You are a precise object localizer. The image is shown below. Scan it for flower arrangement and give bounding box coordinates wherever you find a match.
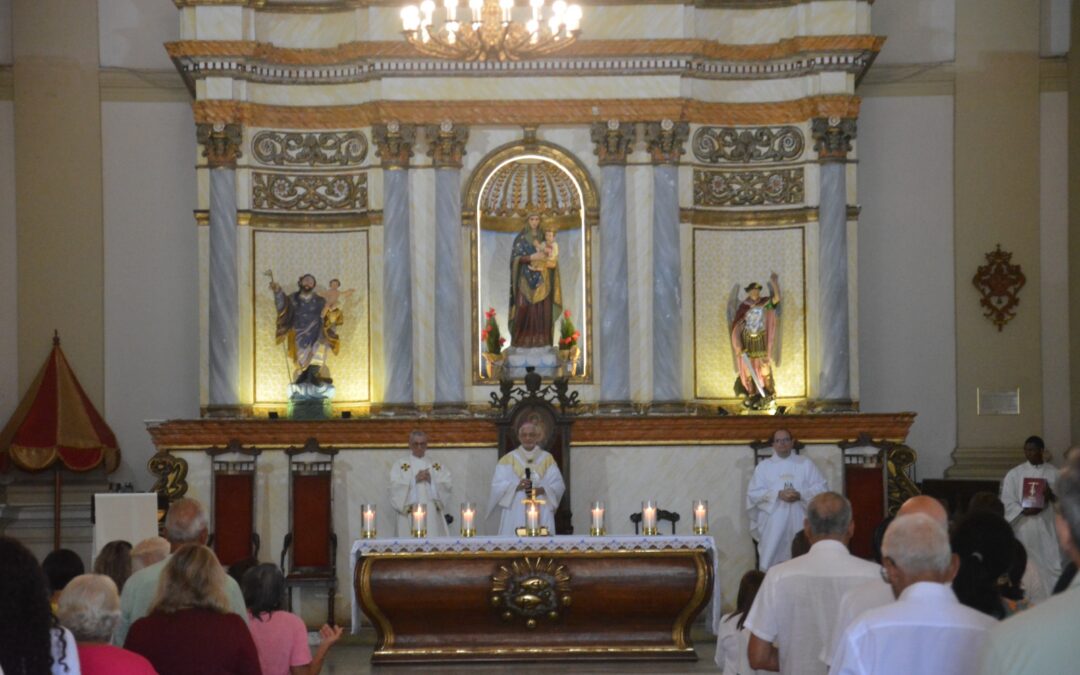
[481,307,506,354]
[558,309,580,349]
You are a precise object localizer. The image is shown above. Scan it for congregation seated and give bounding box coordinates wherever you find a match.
[951,510,1016,620]
[43,548,86,611]
[56,574,155,675]
[715,569,765,675]
[124,544,260,675]
[130,537,170,573]
[0,536,81,675]
[242,563,343,675]
[93,540,133,594]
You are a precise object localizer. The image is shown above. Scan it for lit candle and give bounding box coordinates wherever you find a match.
[693,499,708,535]
[590,500,605,536]
[361,503,377,539]
[461,502,476,537]
[526,502,540,535]
[642,500,658,535]
[410,503,427,538]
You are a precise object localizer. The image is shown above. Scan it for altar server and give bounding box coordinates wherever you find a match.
[747,428,828,569]
[389,430,453,537]
[1001,435,1062,597]
[487,422,565,536]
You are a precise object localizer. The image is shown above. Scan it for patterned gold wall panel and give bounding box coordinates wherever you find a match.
[253,229,370,403]
[693,227,806,400]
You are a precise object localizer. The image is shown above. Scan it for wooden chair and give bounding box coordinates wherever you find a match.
[280,440,338,626]
[205,443,260,567]
[630,509,680,535]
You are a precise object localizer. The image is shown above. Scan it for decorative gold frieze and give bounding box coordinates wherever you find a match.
[196,122,243,168]
[490,557,572,629]
[590,120,635,166]
[644,119,690,165]
[251,130,367,167]
[692,125,804,164]
[425,122,469,169]
[251,172,368,211]
[692,168,804,207]
[148,451,189,500]
[972,244,1026,331]
[372,122,417,169]
[811,117,857,162]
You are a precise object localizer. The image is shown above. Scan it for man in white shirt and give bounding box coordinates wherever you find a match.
[1000,435,1062,597]
[389,430,453,537]
[747,428,828,570]
[830,513,996,675]
[486,422,565,536]
[745,492,879,675]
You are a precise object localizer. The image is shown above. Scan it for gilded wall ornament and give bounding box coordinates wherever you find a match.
[148,450,188,500]
[425,122,469,169]
[372,121,417,168]
[196,122,243,168]
[972,244,1026,331]
[811,117,857,162]
[251,130,367,167]
[692,126,804,164]
[590,120,635,165]
[644,119,690,165]
[251,172,368,212]
[692,168,804,207]
[490,557,572,629]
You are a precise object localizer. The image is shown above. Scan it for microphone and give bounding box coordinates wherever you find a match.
[525,468,531,481]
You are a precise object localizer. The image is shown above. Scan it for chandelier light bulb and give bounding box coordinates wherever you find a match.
[565,4,581,30]
[401,5,421,31]
[526,17,539,33]
[499,0,514,23]
[469,0,483,22]
[552,0,567,18]
[443,0,458,21]
[548,14,561,37]
[421,0,436,19]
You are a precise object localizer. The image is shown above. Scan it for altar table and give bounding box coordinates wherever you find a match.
[351,535,719,663]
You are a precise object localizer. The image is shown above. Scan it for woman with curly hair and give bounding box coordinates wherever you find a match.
[124,544,259,675]
[951,510,1016,620]
[0,536,80,675]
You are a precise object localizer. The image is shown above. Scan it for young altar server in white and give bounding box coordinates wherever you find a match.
[486,422,565,536]
[1000,435,1062,597]
[389,430,452,537]
[746,428,828,570]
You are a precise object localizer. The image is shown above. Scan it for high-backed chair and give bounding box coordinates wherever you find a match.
[630,509,680,535]
[280,440,338,626]
[205,443,260,567]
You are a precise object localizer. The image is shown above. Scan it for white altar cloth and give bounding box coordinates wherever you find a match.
[350,535,722,635]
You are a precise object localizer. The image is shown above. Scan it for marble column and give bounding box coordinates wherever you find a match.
[197,123,243,410]
[374,122,417,405]
[812,117,856,403]
[591,121,635,404]
[645,120,690,403]
[427,122,469,405]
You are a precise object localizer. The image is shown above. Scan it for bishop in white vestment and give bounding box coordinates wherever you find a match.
[486,422,565,536]
[389,430,453,537]
[1001,436,1062,597]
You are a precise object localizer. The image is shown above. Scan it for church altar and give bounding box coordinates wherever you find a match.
[351,534,716,662]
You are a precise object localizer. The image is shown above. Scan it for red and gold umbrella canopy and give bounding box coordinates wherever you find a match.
[0,335,120,473]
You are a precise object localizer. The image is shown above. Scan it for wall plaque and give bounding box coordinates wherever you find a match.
[977,388,1020,416]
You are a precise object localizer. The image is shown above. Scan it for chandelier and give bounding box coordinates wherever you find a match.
[401,0,583,62]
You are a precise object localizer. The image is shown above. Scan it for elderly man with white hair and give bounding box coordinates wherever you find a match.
[486,421,565,536]
[57,574,156,674]
[389,429,453,537]
[130,536,169,572]
[828,513,996,675]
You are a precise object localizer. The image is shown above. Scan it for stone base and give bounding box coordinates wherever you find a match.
[289,399,333,420]
[945,446,1026,480]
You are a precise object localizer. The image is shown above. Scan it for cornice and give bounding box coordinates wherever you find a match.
[99,68,189,102]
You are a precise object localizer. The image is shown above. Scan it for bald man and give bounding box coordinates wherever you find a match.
[822,495,950,665]
[486,422,565,536]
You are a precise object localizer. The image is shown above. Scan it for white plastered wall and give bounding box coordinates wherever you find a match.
[98,0,178,69]
[872,0,955,64]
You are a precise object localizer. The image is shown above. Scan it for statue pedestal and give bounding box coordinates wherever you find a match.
[505,346,559,378]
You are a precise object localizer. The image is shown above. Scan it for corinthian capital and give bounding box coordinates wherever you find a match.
[811,117,857,163]
[590,120,635,166]
[373,121,417,169]
[644,119,690,165]
[425,121,469,169]
[196,123,243,169]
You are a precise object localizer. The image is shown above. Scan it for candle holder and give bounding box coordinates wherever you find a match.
[692,499,708,535]
[525,501,542,537]
[361,503,377,539]
[408,503,427,538]
[460,501,477,538]
[641,500,658,536]
[589,500,605,536]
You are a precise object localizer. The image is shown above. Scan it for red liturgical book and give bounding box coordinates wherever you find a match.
[1021,477,1048,510]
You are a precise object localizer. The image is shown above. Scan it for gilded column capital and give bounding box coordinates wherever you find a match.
[425,121,469,169]
[590,120,635,166]
[196,122,243,169]
[373,121,417,169]
[644,119,690,165]
[811,117,857,163]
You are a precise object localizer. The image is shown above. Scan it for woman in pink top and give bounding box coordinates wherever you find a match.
[57,574,156,675]
[241,564,342,675]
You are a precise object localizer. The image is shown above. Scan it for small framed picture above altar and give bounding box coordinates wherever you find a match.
[469,148,595,383]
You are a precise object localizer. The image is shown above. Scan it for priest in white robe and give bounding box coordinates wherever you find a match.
[389,430,453,537]
[1001,435,1062,597]
[747,428,827,570]
[486,422,565,536]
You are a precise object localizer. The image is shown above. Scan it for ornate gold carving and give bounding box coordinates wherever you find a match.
[490,557,571,629]
[692,125,804,163]
[251,130,367,167]
[372,122,416,168]
[644,119,690,165]
[425,122,469,169]
[251,172,368,211]
[972,244,1026,331]
[811,116,857,162]
[681,204,859,227]
[196,122,243,168]
[886,444,920,516]
[590,120,635,166]
[693,168,804,207]
[148,450,189,500]
[478,158,582,231]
